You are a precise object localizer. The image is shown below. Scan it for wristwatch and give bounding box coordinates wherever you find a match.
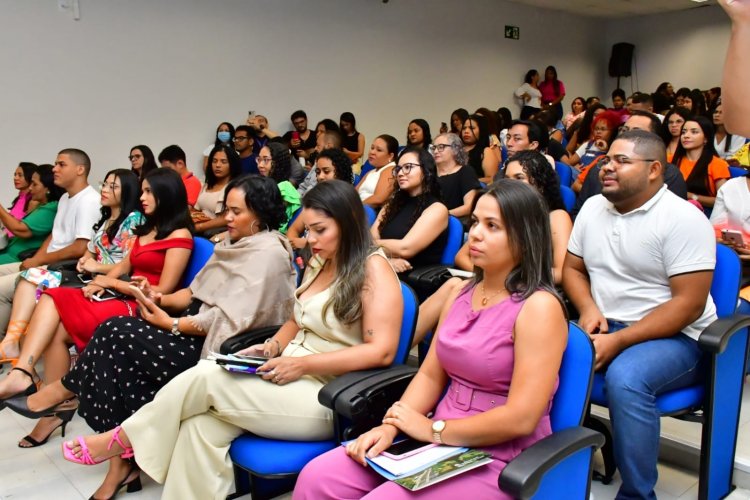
[171,318,181,336]
[432,420,446,444]
[690,193,699,201]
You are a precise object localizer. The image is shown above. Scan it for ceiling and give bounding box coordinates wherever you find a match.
[503,0,718,18]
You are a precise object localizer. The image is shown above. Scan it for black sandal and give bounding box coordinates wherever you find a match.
[0,367,39,408]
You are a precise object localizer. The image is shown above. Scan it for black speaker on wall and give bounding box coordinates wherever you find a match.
[609,43,635,77]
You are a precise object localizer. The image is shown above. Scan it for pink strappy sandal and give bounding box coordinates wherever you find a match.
[62,426,133,465]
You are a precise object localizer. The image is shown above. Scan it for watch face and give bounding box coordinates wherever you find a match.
[432,420,446,432]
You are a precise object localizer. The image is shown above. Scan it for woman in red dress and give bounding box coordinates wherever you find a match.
[0,168,193,412]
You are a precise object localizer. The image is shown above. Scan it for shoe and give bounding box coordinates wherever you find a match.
[18,409,76,448]
[0,367,40,407]
[63,426,134,466]
[89,462,142,500]
[4,394,78,419]
[0,319,29,365]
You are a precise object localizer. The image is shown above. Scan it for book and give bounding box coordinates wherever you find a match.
[366,445,492,491]
[208,351,269,375]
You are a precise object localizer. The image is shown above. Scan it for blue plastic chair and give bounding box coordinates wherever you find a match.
[729,166,748,179]
[560,185,576,214]
[287,207,303,228]
[181,237,214,287]
[498,322,603,498]
[555,161,574,187]
[359,160,374,179]
[227,281,420,499]
[588,244,750,500]
[440,216,464,267]
[364,205,377,227]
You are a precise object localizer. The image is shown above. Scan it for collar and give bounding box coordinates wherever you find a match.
[604,184,667,216]
[182,172,194,180]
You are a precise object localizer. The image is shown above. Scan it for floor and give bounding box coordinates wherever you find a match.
[2,384,750,500]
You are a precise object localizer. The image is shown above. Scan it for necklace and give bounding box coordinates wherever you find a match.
[480,281,506,306]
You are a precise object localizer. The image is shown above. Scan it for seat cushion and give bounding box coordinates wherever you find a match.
[229,434,338,476]
[589,373,704,414]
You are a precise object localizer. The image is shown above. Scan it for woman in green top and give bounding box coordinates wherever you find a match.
[0,165,65,265]
[257,142,301,234]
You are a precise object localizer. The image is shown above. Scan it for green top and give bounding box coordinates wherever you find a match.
[277,180,301,235]
[0,201,59,264]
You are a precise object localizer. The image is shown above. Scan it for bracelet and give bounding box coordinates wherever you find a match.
[264,338,281,357]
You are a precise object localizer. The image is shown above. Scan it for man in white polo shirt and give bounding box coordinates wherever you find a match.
[563,130,716,500]
[0,148,100,344]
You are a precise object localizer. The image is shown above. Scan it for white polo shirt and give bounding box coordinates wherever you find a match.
[568,185,717,340]
[48,185,101,252]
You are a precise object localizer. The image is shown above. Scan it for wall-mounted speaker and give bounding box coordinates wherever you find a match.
[609,43,635,78]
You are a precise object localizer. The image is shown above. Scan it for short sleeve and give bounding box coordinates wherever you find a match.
[709,158,731,185]
[23,203,57,237]
[663,203,716,276]
[75,191,102,241]
[115,211,145,256]
[559,80,566,95]
[567,202,594,258]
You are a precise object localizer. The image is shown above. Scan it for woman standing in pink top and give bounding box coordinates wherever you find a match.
[294,179,567,499]
[539,65,566,122]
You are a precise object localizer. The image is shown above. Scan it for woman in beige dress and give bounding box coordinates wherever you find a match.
[62,180,404,500]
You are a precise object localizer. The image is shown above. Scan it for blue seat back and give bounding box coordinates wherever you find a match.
[287,207,303,228]
[555,161,573,187]
[440,216,464,266]
[551,322,595,432]
[729,166,748,179]
[181,237,214,287]
[359,161,374,179]
[711,243,741,318]
[364,205,377,227]
[559,185,576,214]
[395,282,419,364]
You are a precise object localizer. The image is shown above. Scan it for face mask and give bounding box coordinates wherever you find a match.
[217,131,231,143]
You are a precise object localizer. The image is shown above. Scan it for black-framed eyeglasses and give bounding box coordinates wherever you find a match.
[233,136,249,142]
[600,155,655,167]
[428,144,451,154]
[393,163,421,176]
[128,154,142,161]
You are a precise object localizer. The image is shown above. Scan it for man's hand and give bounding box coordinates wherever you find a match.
[578,306,608,335]
[20,257,41,271]
[591,332,625,371]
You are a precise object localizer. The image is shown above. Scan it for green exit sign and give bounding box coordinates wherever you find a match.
[505,25,519,40]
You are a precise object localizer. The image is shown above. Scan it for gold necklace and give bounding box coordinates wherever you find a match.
[480,281,506,306]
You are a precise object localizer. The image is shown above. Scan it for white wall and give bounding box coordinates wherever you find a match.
[602,4,730,104]
[0,0,602,203]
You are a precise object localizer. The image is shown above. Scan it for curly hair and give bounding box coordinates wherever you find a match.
[505,150,565,212]
[317,148,354,183]
[224,175,286,231]
[266,142,291,184]
[379,146,443,230]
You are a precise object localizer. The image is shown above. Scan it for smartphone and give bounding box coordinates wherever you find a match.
[722,229,745,247]
[78,273,92,284]
[248,110,255,118]
[380,439,436,460]
[91,288,120,302]
[292,131,300,141]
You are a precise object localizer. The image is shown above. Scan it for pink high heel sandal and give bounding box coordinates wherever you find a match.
[62,426,133,465]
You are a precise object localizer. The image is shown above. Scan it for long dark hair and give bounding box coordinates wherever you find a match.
[379,146,443,228]
[471,179,557,300]
[317,148,354,183]
[130,145,158,181]
[407,119,432,149]
[450,108,470,134]
[576,103,606,144]
[524,69,539,85]
[662,106,692,143]
[213,122,235,147]
[505,150,565,211]
[224,175,286,231]
[266,142,291,184]
[134,168,193,239]
[94,169,142,243]
[464,114,491,173]
[672,116,720,195]
[544,65,561,96]
[302,180,374,325]
[34,164,65,203]
[11,162,37,211]
[205,145,242,189]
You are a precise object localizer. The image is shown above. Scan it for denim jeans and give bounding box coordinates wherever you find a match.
[602,323,705,500]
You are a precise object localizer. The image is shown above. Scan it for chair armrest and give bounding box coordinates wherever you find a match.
[47,259,79,272]
[697,314,750,354]
[498,427,605,499]
[319,365,417,441]
[218,325,283,354]
[17,248,39,261]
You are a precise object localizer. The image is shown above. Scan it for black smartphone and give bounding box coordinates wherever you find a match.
[381,438,435,460]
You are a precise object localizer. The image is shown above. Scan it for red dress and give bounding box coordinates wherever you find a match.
[45,237,194,351]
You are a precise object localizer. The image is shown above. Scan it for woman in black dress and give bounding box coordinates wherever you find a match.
[4,175,297,500]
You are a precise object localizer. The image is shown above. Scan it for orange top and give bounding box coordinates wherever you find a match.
[182,172,202,206]
[677,156,730,196]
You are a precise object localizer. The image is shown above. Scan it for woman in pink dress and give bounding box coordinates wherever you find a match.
[293,179,568,499]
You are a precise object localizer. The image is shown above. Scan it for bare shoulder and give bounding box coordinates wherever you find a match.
[518,290,566,324]
[165,228,193,240]
[365,251,396,278]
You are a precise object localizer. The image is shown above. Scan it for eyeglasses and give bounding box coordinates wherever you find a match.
[233,136,249,142]
[593,126,611,133]
[599,155,655,167]
[128,154,142,161]
[99,182,121,191]
[428,144,451,154]
[257,156,273,164]
[393,163,421,176]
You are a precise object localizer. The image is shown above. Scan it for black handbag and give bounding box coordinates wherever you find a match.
[404,265,453,302]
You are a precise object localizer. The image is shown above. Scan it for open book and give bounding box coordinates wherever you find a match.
[366,444,492,491]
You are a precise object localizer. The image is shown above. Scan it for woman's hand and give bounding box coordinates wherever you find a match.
[289,237,308,250]
[345,424,399,465]
[235,344,267,357]
[389,258,412,273]
[594,139,608,150]
[78,256,99,274]
[257,356,306,385]
[92,274,116,289]
[381,401,434,443]
[136,295,171,330]
[130,276,157,298]
[82,283,105,299]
